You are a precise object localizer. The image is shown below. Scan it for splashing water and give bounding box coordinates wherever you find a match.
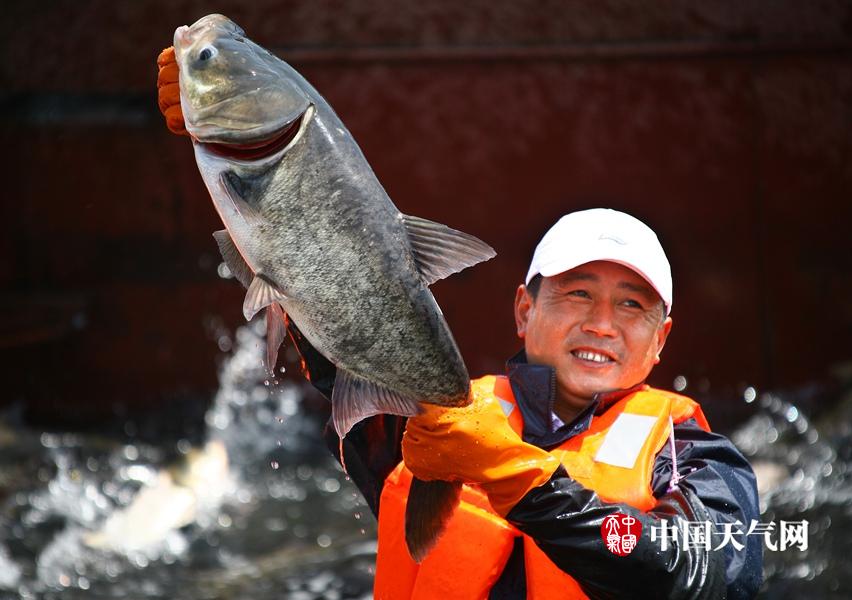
[0,318,376,600]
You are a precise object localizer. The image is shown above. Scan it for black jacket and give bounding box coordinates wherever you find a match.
[290,324,762,599]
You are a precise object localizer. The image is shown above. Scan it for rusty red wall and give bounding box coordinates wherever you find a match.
[2,1,851,427]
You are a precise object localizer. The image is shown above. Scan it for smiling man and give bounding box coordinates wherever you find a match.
[399,209,763,599]
[515,211,674,427]
[158,51,761,598]
[517,262,672,426]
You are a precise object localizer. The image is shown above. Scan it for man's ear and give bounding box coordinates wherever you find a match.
[514,284,532,339]
[654,316,673,364]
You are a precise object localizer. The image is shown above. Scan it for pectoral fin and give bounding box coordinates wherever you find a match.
[265,303,287,375]
[212,230,253,289]
[331,369,422,439]
[243,274,288,321]
[219,172,264,227]
[402,214,496,286]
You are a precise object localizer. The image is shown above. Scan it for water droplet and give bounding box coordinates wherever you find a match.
[217,262,232,279]
[354,512,361,520]
[270,461,280,470]
[317,534,332,548]
[673,375,687,392]
[743,386,756,403]
[123,445,139,461]
[277,416,284,423]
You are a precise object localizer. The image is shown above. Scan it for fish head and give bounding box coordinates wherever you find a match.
[173,14,312,153]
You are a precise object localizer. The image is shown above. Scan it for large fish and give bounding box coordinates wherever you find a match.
[172,14,495,561]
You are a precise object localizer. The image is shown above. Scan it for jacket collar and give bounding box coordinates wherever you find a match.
[505,350,644,449]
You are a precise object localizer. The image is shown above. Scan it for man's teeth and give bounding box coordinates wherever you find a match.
[574,350,612,363]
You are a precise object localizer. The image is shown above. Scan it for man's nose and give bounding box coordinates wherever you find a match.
[581,301,618,337]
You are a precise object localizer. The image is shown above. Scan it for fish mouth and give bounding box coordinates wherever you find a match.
[199,106,312,161]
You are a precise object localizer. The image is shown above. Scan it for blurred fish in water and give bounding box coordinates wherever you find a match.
[84,440,231,553]
[172,14,495,560]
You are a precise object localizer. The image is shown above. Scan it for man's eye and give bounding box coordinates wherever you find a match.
[568,290,591,298]
[623,299,643,309]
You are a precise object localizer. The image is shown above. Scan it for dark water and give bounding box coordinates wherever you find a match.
[0,320,848,598]
[0,322,376,600]
[731,382,851,598]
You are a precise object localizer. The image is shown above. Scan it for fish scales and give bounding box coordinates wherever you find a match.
[222,117,466,400]
[174,13,495,561]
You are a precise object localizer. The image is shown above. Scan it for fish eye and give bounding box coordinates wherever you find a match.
[198,45,218,62]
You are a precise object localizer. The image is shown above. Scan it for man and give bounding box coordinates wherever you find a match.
[158,49,763,598]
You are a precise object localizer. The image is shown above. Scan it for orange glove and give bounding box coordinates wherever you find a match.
[402,390,560,516]
[156,47,188,136]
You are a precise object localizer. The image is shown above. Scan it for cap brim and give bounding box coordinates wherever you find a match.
[534,250,671,314]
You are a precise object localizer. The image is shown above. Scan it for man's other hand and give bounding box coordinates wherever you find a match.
[156,47,188,136]
[402,391,560,516]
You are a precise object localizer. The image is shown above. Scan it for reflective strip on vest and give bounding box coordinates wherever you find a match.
[373,376,710,599]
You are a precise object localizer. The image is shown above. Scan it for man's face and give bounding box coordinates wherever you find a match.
[514,261,672,416]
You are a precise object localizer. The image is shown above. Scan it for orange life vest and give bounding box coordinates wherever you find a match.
[373,375,710,600]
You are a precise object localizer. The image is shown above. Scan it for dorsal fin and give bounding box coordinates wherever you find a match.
[212,230,253,289]
[243,274,288,321]
[402,214,496,286]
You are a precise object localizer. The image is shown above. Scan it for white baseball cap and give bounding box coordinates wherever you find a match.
[525,208,673,315]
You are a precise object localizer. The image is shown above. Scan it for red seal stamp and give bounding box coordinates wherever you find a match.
[601,513,641,556]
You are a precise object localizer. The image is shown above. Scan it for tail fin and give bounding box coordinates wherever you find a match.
[404,477,462,563]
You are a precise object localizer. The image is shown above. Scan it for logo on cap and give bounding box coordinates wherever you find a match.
[598,233,626,245]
